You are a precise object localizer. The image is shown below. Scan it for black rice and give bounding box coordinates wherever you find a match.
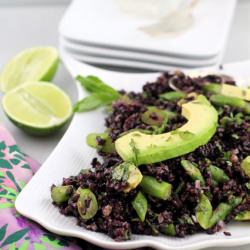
[53,71,250,241]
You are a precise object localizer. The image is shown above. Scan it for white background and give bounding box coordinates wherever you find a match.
[0,1,249,249]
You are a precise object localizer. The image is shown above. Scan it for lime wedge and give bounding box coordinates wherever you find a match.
[2,82,72,136]
[0,47,59,92]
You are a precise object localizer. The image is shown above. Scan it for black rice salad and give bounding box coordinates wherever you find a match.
[51,71,250,241]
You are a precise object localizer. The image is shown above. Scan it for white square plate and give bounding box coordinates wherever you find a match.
[60,45,191,72]
[15,55,250,250]
[60,36,223,68]
[59,0,236,58]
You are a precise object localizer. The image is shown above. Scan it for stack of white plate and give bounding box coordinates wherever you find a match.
[59,0,237,71]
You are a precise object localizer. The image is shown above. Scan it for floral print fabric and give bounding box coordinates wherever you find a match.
[0,125,82,250]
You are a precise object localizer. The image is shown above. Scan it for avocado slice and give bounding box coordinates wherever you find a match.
[115,95,218,165]
[235,211,250,221]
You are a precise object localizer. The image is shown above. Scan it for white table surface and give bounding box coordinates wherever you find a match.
[0,1,250,249]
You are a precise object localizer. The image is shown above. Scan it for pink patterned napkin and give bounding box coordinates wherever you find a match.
[0,125,102,250]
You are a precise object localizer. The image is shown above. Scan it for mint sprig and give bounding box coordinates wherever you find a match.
[74,75,120,112]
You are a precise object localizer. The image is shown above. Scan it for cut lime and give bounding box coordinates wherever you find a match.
[2,82,72,136]
[0,47,59,92]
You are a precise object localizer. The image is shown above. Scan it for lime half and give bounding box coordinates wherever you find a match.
[2,82,72,136]
[0,47,59,92]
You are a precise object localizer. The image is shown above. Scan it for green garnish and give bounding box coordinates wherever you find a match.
[74,75,120,112]
[129,138,139,166]
[112,162,143,192]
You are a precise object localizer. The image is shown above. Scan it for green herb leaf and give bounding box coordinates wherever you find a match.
[129,139,139,166]
[73,93,114,112]
[76,75,120,98]
[74,76,121,113]
[112,163,130,182]
[74,95,103,112]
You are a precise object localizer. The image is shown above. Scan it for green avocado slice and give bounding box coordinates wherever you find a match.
[115,95,218,165]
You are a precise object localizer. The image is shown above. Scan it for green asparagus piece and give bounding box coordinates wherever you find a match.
[204,83,250,101]
[233,196,248,221]
[208,203,231,228]
[51,185,73,204]
[181,160,205,186]
[159,223,176,236]
[235,211,250,221]
[203,83,221,94]
[210,94,245,108]
[241,156,250,177]
[228,196,242,208]
[86,132,115,153]
[196,194,242,229]
[208,196,242,228]
[210,94,250,114]
[208,165,229,185]
[160,91,185,102]
[195,193,213,229]
[140,176,172,200]
[77,188,98,221]
[132,191,148,222]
